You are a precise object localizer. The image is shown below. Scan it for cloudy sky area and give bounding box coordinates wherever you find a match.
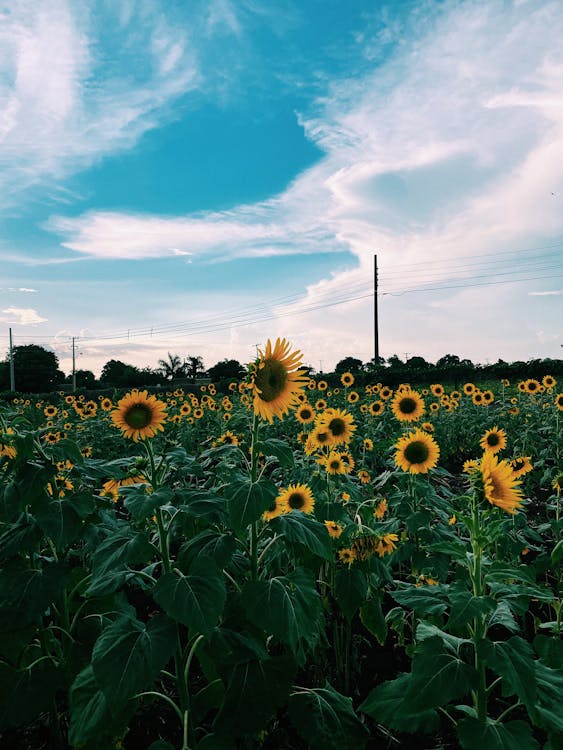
[1,0,562,377]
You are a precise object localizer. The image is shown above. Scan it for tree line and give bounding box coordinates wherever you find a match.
[0,344,561,395]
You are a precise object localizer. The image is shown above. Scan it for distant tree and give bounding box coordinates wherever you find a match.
[99,359,154,388]
[334,357,364,373]
[406,356,430,369]
[436,354,461,369]
[185,355,205,382]
[207,359,245,382]
[74,369,97,388]
[386,355,404,369]
[0,361,9,391]
[5,344,63,392]
[157,352,185,380]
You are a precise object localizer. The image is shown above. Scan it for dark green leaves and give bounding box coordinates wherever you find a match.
[457,718,539,750]
[153,560,226,634]
[289,683,368,750]
[92,614,176,704]
[226,479,277,532]
[270,511,333,560]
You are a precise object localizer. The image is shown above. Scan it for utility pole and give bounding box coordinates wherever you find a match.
[72,337,76,392]
[9,328,15,392]
[374,254,379,364]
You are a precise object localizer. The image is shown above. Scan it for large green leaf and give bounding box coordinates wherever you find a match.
[289,683,368,750]
[226,479,277,532]
[179,530,236,571]
[0,515,41,561]
[153,559,226,634]
[0,560,69,628]
[447,586,495,631]
[123,486,174,521]
[92,614,176,704]
[457,718,539,750]
[68,665,111,746]
[240,568,323,660]
[213,655,296,736]
[35,497,83,550]
[403,636,478,712]
[335,567,368,620]
[0,661,61,730]
[478,637,536,707]
[359,673,440,734]
[532,661,563,733]
[207,627,268,666]
[259,438,294,468]
[270,512,333,560]
[360,594,387,644]
[91,530,155,579]
[390,584,449,617]
[416,621,469,653]
[178,490,228,523]
[488,600,520,633]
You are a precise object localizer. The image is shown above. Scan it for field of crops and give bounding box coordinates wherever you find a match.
[0,338,562,750]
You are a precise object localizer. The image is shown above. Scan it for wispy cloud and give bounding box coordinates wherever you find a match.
[0,287,37,293]
[0,307,48,325]
[529,289,563,296]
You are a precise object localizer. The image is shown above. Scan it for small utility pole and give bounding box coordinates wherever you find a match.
[9,328,15,391]
[374,254,379,363]
[72,337,76,392]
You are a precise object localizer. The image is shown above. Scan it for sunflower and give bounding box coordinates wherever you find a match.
[555,393,563,411]
[316,408,356,446]
[479,426,507,454]
[44,405,58,418]
[317,380,328,391]
[421,422,434,432]
[325,520,344,539]
[277,483,315,514]
[472,392,484,406]
[482,390,494,404]
[101,474,150,502]
[524,378,540,394]
[394,429,440,474]
[341,492,351,502]
[430,384,444,397]
[338,547,357,564]
[111,390,167,441]
[309,426,334,451]
[43,431,59,444]
[295,403,315,424]
[193,408,204,419]
[81,446,93,458]
[369,400,384,416]
[180,402,192,416]
[339,451,355,472]
[249,338,308,424]
[463,459,480,474]
[480,451,524,515]
[375,533,399,557]
[463,383,476,395]
[215,430,239,446]
[315,398,327,411]
[374,498,388,519]
[100,397,113,412]
[357,469,371,484]
[262,495,287,522]
[510,456,533,478]
[340,372,354,387]
[363,438,374,451]
[390,388,425,422]
[347,390,360,404]
[542,375,556,389]
[379,387,393,401]
[325,451,347,475]
[429,402,440,413]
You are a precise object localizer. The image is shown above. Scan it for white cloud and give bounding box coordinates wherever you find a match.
[529,289,563,296]
[0,307,48,325]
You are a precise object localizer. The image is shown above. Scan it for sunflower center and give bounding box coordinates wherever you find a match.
[125,404,153,429]
[301,409,312,419]
[399,397,417,414]
[328,417,346,436]
[486,433,500,446]
[288,492,305,510]
[255,359,288,402]
[329,460,340,470]
[404,440,429,464]
[316,431,329,444]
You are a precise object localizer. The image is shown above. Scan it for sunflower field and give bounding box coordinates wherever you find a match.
[0,338,562,750]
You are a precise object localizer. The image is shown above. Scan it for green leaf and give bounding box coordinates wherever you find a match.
[551,538,563,565]
[457,718,539,750]
[0,515,41,561]
[447,586,495,631]
[288,683,369,750]
[360,673,440,735]
[92,614,176,704]
[335,567,368,620]
[360,594,387,644]
[488,600,520,633]
[178,490,228,523]
[123,486,174,521]
[533,635,563,669]
[68,666,112,747]
[213,655,296,736]
[179,530,236,570]
[240,568,323,661]
[196,733,236,750]
[260,438,294,467]
[416,621,469,653]
[270,511,333,560]
[403,637,479,712]
[207,628,268,666]
[91,530,155,580]
[532,660,563,732]
[153,559,226,634]
[391,584,449,617]
[35,497,83,550]
[226,479,277,532]
[0,560,69,628]
[478,637,536,707]
[0,661,61,730]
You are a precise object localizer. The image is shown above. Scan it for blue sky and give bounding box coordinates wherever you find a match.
[1,0,563,377]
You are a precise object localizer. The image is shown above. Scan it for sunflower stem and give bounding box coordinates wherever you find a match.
[249,409,260,581]
[469,491,488,723]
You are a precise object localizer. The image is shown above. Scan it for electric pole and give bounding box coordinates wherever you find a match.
[374,254,379,364]
[72,337,76,392]
[9,328,15,392]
